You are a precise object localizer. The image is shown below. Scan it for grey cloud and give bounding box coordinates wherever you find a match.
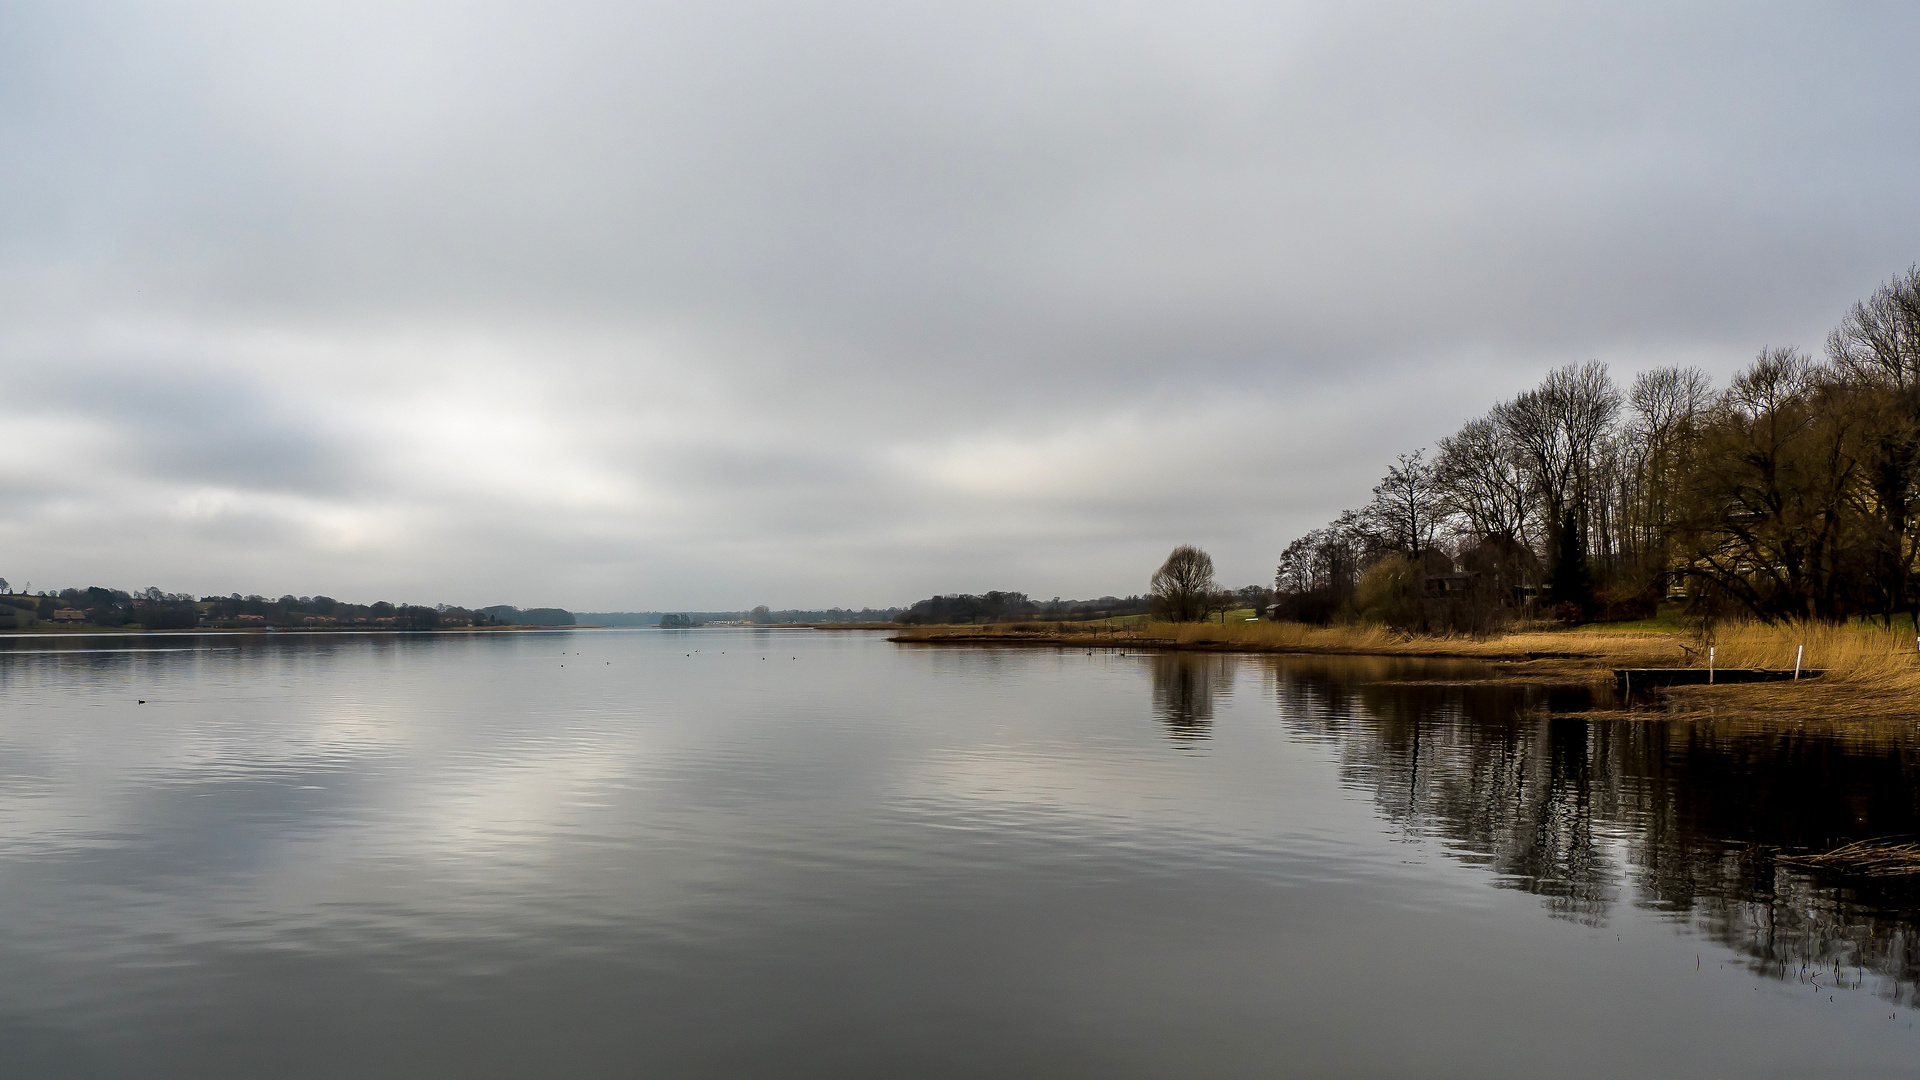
[2,1,1918,605]
[21,364,371,497]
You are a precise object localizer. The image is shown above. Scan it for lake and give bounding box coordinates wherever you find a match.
[1,628,1916,1077]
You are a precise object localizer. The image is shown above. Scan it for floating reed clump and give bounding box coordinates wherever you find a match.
[1778,839,1920,877]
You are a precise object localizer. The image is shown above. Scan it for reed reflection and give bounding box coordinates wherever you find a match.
[1149,653,1234,746]
[1267,656,1920,1003]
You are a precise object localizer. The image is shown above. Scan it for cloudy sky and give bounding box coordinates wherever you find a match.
[3,1,1917,610]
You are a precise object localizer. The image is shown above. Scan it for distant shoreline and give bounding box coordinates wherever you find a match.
[0,624,584,636]
[0,622,903,636]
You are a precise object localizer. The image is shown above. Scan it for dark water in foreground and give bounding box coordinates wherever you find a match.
[1,629,1918,1077]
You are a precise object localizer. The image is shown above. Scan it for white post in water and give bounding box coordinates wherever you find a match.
[1794,644,1803,680]
[1709,647,1714,685]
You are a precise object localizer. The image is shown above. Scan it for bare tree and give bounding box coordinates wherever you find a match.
[1678,349,1864,622]
[1493,361,1621,585]
[1829,265,1920,391]
[1434,416,1533,547]
[1616,366,1712,582]
[1631,366,1715,440]
[1827,267,1920,624]
[1151,545,1219,623]
[1273,504,1387,622]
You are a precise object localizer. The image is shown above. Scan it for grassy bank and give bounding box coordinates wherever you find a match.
[891,618,1920,721]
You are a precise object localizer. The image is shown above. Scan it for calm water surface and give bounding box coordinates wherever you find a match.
[1,628,1917,1077]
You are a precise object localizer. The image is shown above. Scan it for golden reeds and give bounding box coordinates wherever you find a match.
[891,616,1920,721]
[1655,621,1920,722]
[1697,620,1920,685]
[891,618,1681,663]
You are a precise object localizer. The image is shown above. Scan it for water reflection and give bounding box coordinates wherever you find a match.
[1149,653,1233,745]
[1267,655,1920,1002]
[3,633,1920,1075]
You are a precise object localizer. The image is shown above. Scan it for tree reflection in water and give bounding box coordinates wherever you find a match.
[1264,655,1920,1004]
[1149,653,1234,746]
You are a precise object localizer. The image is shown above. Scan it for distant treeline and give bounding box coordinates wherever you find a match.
[1276,267,1920,630]
[0,586,575,631]
[579,607,904,627]
[893,592,1156,625]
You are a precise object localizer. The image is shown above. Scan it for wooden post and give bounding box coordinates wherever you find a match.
[1709,647,1714,685]
[1794,645,1803,680]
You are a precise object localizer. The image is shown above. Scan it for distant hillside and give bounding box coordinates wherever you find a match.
[573,612,664,626]
[479,605,575,626]
[576,607,902,627]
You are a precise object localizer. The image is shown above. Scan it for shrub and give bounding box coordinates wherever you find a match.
[1353,554,1422,629]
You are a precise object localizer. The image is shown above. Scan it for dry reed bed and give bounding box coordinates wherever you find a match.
[893,619,1920,719]
[1697,620,1917,682]
[1658,622,1920,721]
[891,619,1679,664]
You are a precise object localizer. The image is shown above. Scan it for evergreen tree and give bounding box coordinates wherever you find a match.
[1546,509,1592,615]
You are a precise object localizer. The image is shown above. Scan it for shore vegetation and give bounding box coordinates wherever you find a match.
[0,588,572,632]
[1276,267,1920,634]
[892,615,1920,721]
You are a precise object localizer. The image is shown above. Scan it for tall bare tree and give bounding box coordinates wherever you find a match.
[1151,545,1219,623]
[1615,365,1713,580]
[1435,415,1534,547]
[1827,266,1920,624]
[1493,361,1621,573]
[1678,349,1865,622]
[1366,450,1444,560]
